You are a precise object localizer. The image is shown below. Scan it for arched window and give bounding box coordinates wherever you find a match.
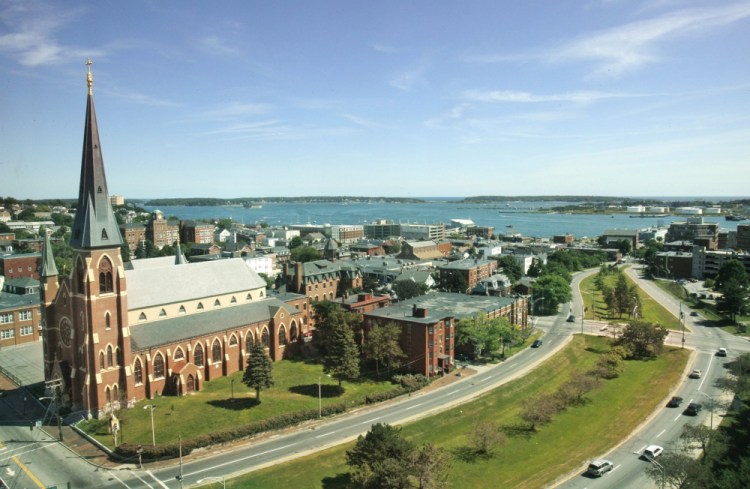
[261,327,269,347]
[186,374,195,393]
[107,345,113,368]
[113,384,119,403]
[154,353,165,379]
[214,299,221,308]
[76,260,85,294]
[246,293,252,301]
[134,359,143,385]
[278,326,287,345]
[101,228,108,240]
[98,257,113,293]
[179,305,186,315]
[290,322,298,342]
[105,386,111,405]
[197,302,204,311]
[174,347,184,360]
[260,290,264,298]
[230,296,237,304]
[245,332,254,351]
[159,308,167,318]
[212,340,222,363]
[99,351,105,370]
[194,343,204,366]
[229,334,238,346]
[139,312,147,322]
[105,312,111,329]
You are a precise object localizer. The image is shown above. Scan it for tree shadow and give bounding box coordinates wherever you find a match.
[206,398,259,410]
[451,446,493,463]
[501,423,534,439]
[289,384,344,398]
[321,472,351,488]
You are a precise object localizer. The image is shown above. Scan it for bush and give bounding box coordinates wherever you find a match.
[392,373,428,391]
[366,387,408,404]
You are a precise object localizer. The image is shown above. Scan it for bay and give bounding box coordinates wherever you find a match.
[143,201,741,240]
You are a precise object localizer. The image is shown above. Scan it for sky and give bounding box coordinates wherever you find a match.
[1,0,750,200]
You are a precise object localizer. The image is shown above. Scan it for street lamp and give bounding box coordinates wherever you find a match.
[144,404,156,446]
[698,391,718,430]
[197,476,226,488]
[679,302,686,349]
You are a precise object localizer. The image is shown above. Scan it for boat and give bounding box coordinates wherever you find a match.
[725,215,745,221]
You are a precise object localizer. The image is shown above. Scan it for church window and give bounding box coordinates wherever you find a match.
[230,296,237,304]
[229,334,238,346]
[214,299,221,308]
[278,326,287,346]
[245,332,254,351]
[105,386,111,405]
[159,309,167,318]
[197,302,204,311]
[134,359,143,385]
[154,353,165,379]
[101,228,108,240]
[261,328,269,347]
[179,305,186,315]
[212,340,222,363]
[107,345,113,368]
[105,313,111,329]
[98,257,113,293]
[290,322,298,342]
[174,348,184,360]
[97,186,103,194]
[260,290,264,298]
[76,260,85,294]
[194,343,204,367]
[99,351,105,370]
[139,312,147,322]
[246,293,252,301]
[113,384,119,403]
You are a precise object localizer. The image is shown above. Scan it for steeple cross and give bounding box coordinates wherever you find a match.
[86,58,93,95]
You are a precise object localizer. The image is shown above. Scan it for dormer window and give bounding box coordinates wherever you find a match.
[179,305,186,315]
[97,186,103,193]
[214,299,221,308]
[101,228,108,240]
[139,312,147,322]
[197,302,204,311]
[159,309,167,318]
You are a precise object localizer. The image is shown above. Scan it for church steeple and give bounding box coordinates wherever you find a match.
[40,231,59,277]
[70,59,123,250]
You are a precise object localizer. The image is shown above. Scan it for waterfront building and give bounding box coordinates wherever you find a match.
[0,277,42,348]
[666,217,719,250]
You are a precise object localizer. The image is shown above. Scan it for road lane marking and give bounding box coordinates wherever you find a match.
[112,470,147,488]
[404,403,423,410]
[146,470,170,488]
[634,444,646,454]
[11,454,45,489]
[359,416,383,425]
[314,431,336,439]
[187,443,297,477]
[674,412,682,422]
[656,429,666,438]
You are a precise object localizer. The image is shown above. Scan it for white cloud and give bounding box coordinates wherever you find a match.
[461,89,637,104]
[197,36,240,56]
[388,60,429,91]
[203,102,271,120]
[341,113,391,130]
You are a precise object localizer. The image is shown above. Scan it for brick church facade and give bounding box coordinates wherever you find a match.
[39,62,310,418]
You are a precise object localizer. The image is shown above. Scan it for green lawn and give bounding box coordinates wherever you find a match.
[234,336,690,489]
[85,360,396,448]
[581,272,682,331]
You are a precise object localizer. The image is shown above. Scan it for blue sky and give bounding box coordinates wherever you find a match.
[2,0,750,200]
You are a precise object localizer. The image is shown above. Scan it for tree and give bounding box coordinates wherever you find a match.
[385,241,401,255]
[556,373,601,405]
[288,236,303,249]
[346,423,414,489]
[409,443,451,489]
[716,279,748,323]
[496,255,523,283]
[442,270,468,293]
[290,245,321,263]
[532,275,572,315]
[527,258,543,277]
[321,311,360,388]
[455,313,509,359]
[519,393,560,431]
[363,322,406,378]
[680,423,715,454]
[469,421,505,456]
[242,342,274,402]
[393,280,428,301]
[715,259,749,291]
[258,272,275,290]
[644,451,697,489]
[617,320,669,359]
[542,261,572,284]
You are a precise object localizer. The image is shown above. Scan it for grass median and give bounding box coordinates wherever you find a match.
[233,335,690,489]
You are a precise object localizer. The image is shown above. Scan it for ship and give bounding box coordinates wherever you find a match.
[725,215,746,221]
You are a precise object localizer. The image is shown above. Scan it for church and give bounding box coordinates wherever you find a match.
[39,61,311,418]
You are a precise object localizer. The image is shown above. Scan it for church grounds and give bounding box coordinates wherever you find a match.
[80,359,397,450]
[235,335,690,489]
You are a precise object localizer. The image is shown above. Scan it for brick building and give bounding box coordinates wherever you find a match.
[0,277,42,348]
[0,252,41,280]
[284,259,363,302]
[438,258,497,292]
[180,220,215,245]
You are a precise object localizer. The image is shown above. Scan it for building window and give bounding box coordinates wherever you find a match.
[1,329,14,339]
[154,354,165,379]
[290,322,298,342]
[105,313,111,329]
[134,359,143,385]
[278,326,287,345]
[214,299,221,308]
[19,310,32,321]
[159,309,167,318]
[107,345,113,368]
[99,351,105,370]
[0,313,13,324]
[245,332,254,351]
[98,257,113,293]
[229,335,238,346]
[105,387,111,405]
[230,296,237,304]
[179,305,186,315]
[113,384,119,403]
[174,348,184,360]
[139,312,147,322]
[212,340,222,363]
[20,325,33,336]
[76,261,85,294]
[197,302,204,311]
[194,343,204,366]
[261,328,269,347]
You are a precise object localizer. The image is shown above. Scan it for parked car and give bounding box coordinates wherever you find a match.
[586,459,614,477]
[531,339,543,348]
[717,348,728,357]
[690,311,699,317]
[666,396,683,408]
[684,403,702,416]
[689,369,702,379]
[567,315,576,322]
[641,445,664,460]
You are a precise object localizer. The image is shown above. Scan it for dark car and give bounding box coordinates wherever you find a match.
[690,311,699,317]
[567,315,576,322]
[531,339,543,348]
[666,396,683,408]
[684,403,702,416]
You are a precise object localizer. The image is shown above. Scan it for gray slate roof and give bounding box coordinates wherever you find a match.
[126,258,266,310]
[129,297,298,350]
[365,292,520,324]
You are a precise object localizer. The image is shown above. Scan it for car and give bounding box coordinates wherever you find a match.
[666,396,683,408]
[531,339,543,348]
[641,445,664,460]
[689,369,702,379]
[567,315,576,322]
[684,402,702,416]
[717,348,728,357]
[690,311,699,317]
[586,459,614,477]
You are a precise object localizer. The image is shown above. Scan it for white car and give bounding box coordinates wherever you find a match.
[641,445,664,460]
[587,459,614,477]
[689,369,702,379]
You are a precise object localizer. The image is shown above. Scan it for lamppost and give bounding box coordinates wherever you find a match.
[144,404,156,446]
[318,375,322,419]
[698,391,718,430]
[679,302,686,349]
[197,476,226,488]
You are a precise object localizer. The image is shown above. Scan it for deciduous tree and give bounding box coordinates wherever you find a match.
[363,322,406,378]
[393,280,428,301]
[616,320,669,359]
